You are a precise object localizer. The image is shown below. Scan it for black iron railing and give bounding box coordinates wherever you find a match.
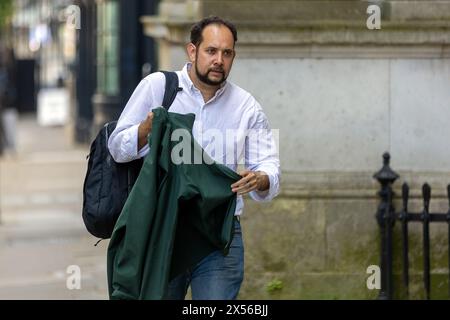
[374,152,450,299]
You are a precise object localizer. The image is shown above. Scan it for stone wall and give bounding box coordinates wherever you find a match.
[240,171,450,299]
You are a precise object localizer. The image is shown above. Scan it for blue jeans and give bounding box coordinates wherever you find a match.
[164,219,244,300]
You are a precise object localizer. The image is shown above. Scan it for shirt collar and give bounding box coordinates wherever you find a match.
[181,63,228,99]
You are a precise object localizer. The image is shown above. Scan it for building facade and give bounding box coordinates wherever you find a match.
[9,0,160,143]
[74,0,159,143]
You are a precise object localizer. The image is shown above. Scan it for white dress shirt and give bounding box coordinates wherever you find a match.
[108,63,280,215]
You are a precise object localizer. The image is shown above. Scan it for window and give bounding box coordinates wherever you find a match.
[96,0,119,95]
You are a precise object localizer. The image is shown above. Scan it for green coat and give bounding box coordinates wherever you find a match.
[107,108,241,300]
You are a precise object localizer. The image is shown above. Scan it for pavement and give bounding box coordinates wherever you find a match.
[0,114,109,299]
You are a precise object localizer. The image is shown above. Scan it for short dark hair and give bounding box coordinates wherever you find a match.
[190,16,238,47]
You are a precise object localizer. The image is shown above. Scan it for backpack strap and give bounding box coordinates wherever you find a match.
[160,71,182,110]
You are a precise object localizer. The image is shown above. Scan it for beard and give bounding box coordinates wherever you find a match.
[195,62,227,86]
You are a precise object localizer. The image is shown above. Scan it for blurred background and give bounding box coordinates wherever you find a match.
[0,0,450,300]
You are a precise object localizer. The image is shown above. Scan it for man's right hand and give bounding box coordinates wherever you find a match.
[138,111,154,151]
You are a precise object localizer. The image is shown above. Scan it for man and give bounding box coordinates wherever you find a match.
[108,16,280,299]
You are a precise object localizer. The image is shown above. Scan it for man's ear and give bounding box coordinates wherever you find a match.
[186,43,196,63]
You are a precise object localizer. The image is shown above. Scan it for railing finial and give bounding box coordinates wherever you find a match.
[373,152,399,185]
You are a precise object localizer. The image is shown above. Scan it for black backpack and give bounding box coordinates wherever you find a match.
[82,71,181,240]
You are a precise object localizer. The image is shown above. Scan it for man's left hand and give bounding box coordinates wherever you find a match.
[231,170,270,195]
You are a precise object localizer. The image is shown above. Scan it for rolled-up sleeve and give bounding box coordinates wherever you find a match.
[108,76,157,163]
[245,103,281,202]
